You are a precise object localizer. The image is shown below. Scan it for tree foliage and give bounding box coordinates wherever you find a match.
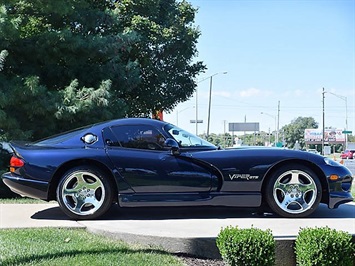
[0,0,205,140]
[115,0,206,115]
[281,117,318,149]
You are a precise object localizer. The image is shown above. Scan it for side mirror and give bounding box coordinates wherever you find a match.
[171,130,179,135]
[165,138,180,155]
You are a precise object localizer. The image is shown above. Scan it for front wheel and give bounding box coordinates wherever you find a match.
[56,166,113,220]
[265,164,322,218]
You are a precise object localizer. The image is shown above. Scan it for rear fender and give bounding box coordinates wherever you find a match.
[48,159,120,202]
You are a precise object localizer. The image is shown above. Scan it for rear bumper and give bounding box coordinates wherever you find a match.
[1,172,49,200]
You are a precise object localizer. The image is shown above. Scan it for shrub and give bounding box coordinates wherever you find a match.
[216,226,275,266]
[295,227,355,266]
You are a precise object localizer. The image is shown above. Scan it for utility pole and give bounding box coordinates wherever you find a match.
[322,88,325,155]
[206,76,213,137]
[195,88,198,135]
[277,100,280,144]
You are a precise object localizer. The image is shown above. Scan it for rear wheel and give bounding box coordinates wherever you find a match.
[56,166,113,220]
[265,164,321,218]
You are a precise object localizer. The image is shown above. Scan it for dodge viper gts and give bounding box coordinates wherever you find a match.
[1,118,353,219]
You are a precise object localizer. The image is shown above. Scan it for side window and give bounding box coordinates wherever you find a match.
[110,125,166,150]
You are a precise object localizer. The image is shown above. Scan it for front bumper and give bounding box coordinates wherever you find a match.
[326,165,353,208]
[1,172,49,200]
[328,191,353,208]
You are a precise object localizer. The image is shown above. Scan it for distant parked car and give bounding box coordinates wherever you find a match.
[0,142,12,153]
[340,150,355,159]
[306,149,320,155]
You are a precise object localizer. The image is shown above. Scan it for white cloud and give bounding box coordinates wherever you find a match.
[239,87,261,97]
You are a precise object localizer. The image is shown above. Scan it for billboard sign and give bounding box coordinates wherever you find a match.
[229,122,260,132]
[304,129,345,144]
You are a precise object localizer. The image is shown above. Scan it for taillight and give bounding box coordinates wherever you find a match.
[10,156,24,172]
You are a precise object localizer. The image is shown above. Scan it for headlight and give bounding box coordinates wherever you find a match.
[324,157,342,167]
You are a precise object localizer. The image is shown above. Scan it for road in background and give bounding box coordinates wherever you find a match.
[343,160,355,175]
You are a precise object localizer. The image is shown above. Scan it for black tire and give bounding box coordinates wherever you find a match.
[56,166,113,220]
[264,164,322,218]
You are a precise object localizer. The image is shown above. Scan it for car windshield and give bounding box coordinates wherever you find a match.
[164,124,216,148]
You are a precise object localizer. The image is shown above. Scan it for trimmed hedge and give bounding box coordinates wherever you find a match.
[216,226,275,266]
[295,227,355,266]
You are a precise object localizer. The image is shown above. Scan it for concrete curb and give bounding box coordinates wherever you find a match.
[86,228,355,266]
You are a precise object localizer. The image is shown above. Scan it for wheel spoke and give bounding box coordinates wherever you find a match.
[63,187,77,197]
[274,181,288,194]
[279,194,292,209]
[75,172,89,187]
[70,192,102,213]
[279,196,308,211]
[85,197,102,208]
[296,197,310,210]
[73,198,87,213]
[289,171,300,184]
[298,182,316,193]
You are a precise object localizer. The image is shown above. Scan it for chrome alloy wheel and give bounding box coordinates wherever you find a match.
[273,169,317,214]
[61,170,105,216]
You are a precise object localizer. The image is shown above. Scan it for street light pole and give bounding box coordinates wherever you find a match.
[261,112,277,146]
[277,100,280,144]
[322,88,325,155]
[207,76,213,137]
[195,89,198,135]
[323,90,348,148]
[206,72,227,138]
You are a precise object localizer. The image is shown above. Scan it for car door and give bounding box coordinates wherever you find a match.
[103,125,213,193]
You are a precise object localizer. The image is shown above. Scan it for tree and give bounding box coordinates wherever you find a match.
[348,134,355,142]
[281,117,318,149]
[0,0,138,140]
[114,0,206,115]
[0,0,205,140]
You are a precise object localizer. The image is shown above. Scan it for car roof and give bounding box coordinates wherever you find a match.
[97,118,168,128]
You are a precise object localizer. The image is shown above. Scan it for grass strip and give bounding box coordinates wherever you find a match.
[0,228,183,266]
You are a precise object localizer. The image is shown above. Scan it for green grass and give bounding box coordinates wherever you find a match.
[0,228,183,266]
[0,197,48,204]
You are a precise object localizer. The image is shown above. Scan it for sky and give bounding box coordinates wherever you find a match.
[164,0,355,136]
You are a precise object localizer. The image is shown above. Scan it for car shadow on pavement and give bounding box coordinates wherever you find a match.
[31,206,74,220]
[31,202,355,221]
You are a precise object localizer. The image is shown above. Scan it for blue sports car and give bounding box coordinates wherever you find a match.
[2,118,353,219]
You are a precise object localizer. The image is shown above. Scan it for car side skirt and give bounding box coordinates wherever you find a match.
[118,192,262,207]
